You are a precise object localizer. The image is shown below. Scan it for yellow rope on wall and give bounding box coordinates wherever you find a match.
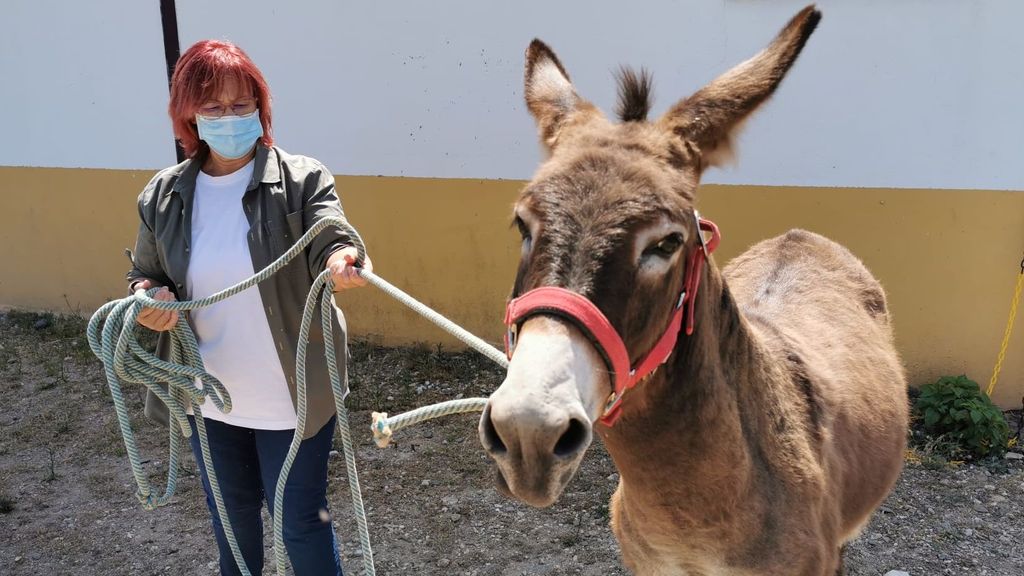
[987,255,1024,398]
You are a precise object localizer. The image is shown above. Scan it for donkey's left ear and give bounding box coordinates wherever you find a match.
[524,39,597,152]
[659,5,821,170]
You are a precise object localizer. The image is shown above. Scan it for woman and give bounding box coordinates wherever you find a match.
[126,39,370,576]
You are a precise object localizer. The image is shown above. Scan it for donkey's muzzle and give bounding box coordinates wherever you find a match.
[479,397,592,507]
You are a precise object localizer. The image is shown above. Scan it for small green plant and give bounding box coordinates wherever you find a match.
[914,375,1009,458]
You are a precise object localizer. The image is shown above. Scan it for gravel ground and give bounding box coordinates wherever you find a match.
[1,312,1021,575]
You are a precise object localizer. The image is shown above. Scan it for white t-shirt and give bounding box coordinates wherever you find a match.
[187,160,297,429]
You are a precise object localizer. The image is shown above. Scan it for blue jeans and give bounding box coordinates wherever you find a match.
[188,416,343,576]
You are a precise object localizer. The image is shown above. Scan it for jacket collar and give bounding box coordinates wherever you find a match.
[169,145,281,199]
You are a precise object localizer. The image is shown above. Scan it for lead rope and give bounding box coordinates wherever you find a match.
[987,252,1024,398]
[89,216,504,576]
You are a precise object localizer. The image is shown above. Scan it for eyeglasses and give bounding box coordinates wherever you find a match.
[196,98,258,119]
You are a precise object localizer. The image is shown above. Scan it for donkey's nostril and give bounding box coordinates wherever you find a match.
[553,418,589,458]
[480,405,507,455]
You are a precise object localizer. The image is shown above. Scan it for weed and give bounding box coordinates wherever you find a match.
[102,420,127,457]
[53,412,73,437]
[43,446,58,482]
[914,375,1010,458]
[908,433,966,470]
[559,517,584,548]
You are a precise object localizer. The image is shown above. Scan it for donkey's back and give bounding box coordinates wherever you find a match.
[726,228,892,338]
[724,228,908,539]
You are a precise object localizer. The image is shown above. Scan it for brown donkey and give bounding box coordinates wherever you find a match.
[478,6,908,575]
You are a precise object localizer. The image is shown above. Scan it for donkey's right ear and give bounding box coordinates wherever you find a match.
[524,39,594,152]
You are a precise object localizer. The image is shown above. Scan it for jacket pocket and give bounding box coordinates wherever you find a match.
[268,209,305,256]
[285,209,303,240]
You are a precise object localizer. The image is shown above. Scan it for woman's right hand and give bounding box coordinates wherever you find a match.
[134,279,180,332]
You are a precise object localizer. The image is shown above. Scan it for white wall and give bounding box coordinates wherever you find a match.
[0,0,175,170]
[3,0,1023,191]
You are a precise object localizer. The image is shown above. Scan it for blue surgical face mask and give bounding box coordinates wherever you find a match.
[196,110,264,159]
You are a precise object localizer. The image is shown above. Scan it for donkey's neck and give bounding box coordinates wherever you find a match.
[598,263,781,520]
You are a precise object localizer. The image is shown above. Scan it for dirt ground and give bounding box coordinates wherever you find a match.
[1,311,1022,575]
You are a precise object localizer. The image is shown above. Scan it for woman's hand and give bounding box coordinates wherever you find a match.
[327,247,372,291]
[134,279,180,331]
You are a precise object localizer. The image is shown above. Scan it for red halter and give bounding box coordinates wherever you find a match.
[504,213,721,427]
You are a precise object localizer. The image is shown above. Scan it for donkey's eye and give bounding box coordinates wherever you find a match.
[514,216,534,255]
[515,217,532,241]
[644,233,684,258]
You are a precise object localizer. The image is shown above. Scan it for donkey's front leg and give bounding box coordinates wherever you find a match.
[833,544,847,576]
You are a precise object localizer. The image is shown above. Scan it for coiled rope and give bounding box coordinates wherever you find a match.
[88,216,504,575]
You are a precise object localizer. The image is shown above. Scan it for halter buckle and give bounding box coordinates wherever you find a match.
[676,290,687,309]
[694,209,710,258]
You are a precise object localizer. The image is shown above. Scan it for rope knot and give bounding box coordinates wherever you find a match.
[371,412,393,448]
[136,491,158,511]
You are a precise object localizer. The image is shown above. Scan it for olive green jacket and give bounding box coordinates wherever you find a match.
[127,145,353,439]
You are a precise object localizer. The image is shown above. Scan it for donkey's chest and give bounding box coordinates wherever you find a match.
[612,491,786,576]
[625,549,749,576]
[613,506,753,576]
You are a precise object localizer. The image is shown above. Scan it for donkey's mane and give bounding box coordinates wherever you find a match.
[614,66,653,123]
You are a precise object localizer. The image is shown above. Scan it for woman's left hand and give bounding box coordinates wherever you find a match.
[326,247,372,291]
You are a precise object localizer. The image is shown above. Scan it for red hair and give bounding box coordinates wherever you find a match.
[168,40,274,158]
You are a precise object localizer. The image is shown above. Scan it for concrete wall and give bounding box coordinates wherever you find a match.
[6,0,1023,189]
[2,0,1022,404]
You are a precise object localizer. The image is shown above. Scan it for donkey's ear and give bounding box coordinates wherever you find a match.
[524,39,595,152]
[660,5,821,169]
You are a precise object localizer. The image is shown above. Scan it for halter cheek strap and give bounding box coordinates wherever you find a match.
[504,215,721,426]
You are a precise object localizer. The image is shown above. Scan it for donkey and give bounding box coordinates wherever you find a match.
[478,6,908,575]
